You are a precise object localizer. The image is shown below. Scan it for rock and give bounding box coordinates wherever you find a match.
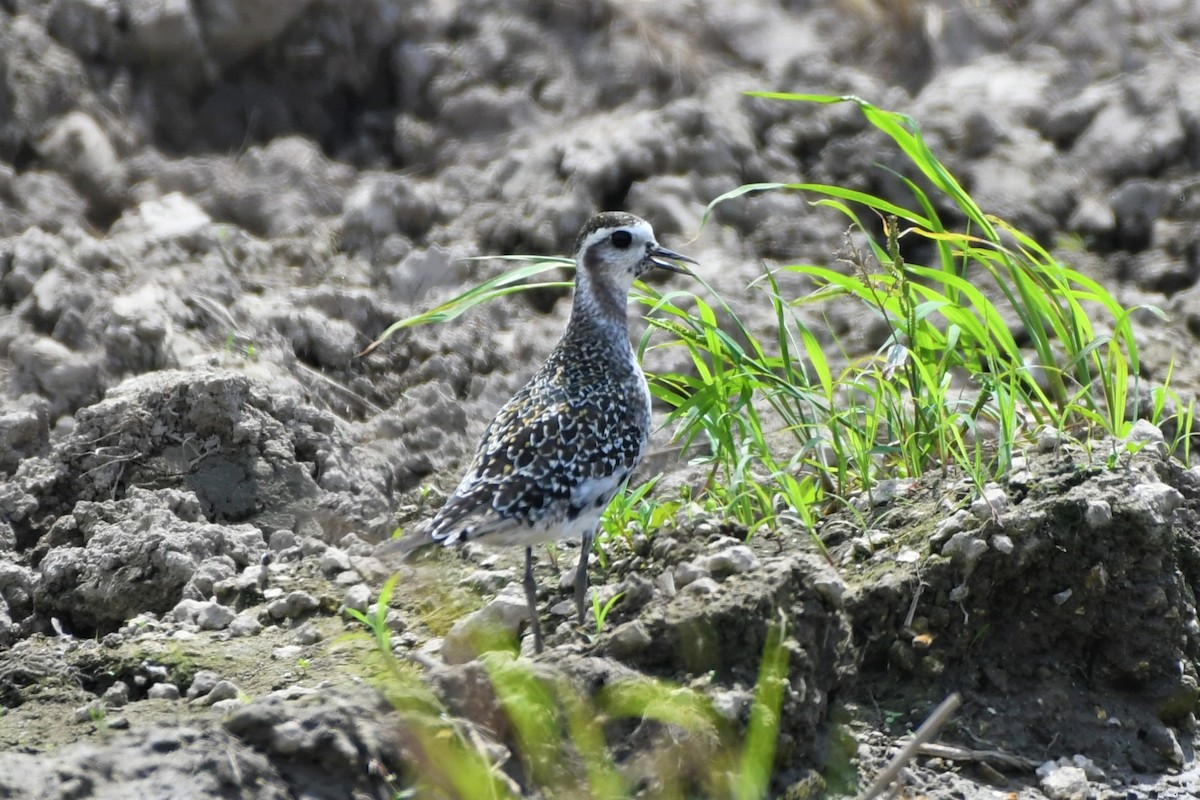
[969,483,1008,519]
[441,588,530,665]
[1039,765,1089,800]
[195,601,236,631]
[672,561,710,588]
[147,683,181,701]
[268,530,297,552]
[229,612,263,638]
[699,545,758,577]
[266,591,320,621]
[941,532,989,575]
[342,584,371,615]
[604,620,653,659]
[186,671,220,701]
[192,680,240,706]
[682,576,721,596]
[319,548,352,576]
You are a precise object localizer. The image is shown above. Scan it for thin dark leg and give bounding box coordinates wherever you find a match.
[574,529,593,625]
[523,546,544,654]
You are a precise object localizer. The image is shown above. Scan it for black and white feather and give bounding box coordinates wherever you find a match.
[386,212,695,650]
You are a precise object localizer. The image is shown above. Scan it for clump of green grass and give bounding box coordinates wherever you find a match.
[365,93,1193,547]
[344,594,796,798]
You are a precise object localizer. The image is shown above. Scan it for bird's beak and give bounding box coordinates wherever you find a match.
[648,244,698,275]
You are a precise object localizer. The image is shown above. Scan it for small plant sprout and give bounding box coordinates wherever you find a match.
[344,574,397,665]
[591,591,625,635]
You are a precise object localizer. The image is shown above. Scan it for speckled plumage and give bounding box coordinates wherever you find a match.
[397,212,696,652]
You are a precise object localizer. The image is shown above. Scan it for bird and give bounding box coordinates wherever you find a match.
[390,212,696,653]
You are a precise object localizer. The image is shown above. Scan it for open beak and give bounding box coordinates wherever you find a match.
[648,244,698,275]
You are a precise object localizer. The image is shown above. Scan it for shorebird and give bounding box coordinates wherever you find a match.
[393,212,696,652]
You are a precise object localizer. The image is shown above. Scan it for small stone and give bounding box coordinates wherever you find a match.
[605,620,652,658]
[147,683,181,700]
[1039,765,1089,800]
[102,682,130,708]
[299,538,327,557]
[673,561,710,589]
[655,569,677,597]
[811,576,846,607]
[711,689,751,721]
[1126,418,1165,448]
[941,532,989,575]
[989,534,1014,555]
[1052,588,1073,606]
[851,530,893,557]
[193,679,239,706]
[931,510,970,546]
[229,612,263,638]
[171,598,202,624]
[441,588,530,665]
[267,591,320,620]
[319,548,352,576]
[293,624,321,645]
[1084,499,1112,529]
[268,530,297,551]
[700,545,758,577]
[186,671,220,700]
[342,584,371,615]
[970,483,1008,519]
[273,644,304,661]
[682,577,720,596]
[1038,426,1064,452]
[196,601,236,631]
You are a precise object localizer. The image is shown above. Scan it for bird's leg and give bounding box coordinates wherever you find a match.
[523,546,544,654]
[574,529,593,625]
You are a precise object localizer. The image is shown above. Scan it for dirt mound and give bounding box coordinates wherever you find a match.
[2,0,1200,797]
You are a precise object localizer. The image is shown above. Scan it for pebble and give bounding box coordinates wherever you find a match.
[196,601,236,631]
[441,588,530,665]
[267,591,320,620]
[342,584,371,614]
[700,545,758,577]
[460,570,514,593]
[147,683,181,700]
[102,682,130,708]
[682,577,720,596]
[970,483,1009,519]
[186,671,220,700]
[229,612,263,638]
[851,530,893,557]
[605,620,652,658]
[319,548,352,576]
[1038,426,1064,452]
[268,530,297,551]
[941,532,989,575]
[299,538,326,557]
[293,624,321,645]
[673,561,710,588]
[197,680,240,705]
[1038,764,1089,800]
[1084,499,1112,529]
[989,534,1014,555]
[1125,418,1166,456]
[931,510,970,546]
[655,569,677,597]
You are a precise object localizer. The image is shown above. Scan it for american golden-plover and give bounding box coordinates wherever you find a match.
[396,212,696,652]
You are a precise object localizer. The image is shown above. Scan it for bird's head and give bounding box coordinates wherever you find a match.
[573,212,697,291]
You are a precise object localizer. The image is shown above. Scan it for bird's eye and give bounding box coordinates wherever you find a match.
[610,230,633,249]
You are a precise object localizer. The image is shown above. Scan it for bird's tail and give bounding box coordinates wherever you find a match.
[373,523,440,563]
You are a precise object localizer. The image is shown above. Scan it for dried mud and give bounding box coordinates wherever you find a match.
[2,1,1200,798]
